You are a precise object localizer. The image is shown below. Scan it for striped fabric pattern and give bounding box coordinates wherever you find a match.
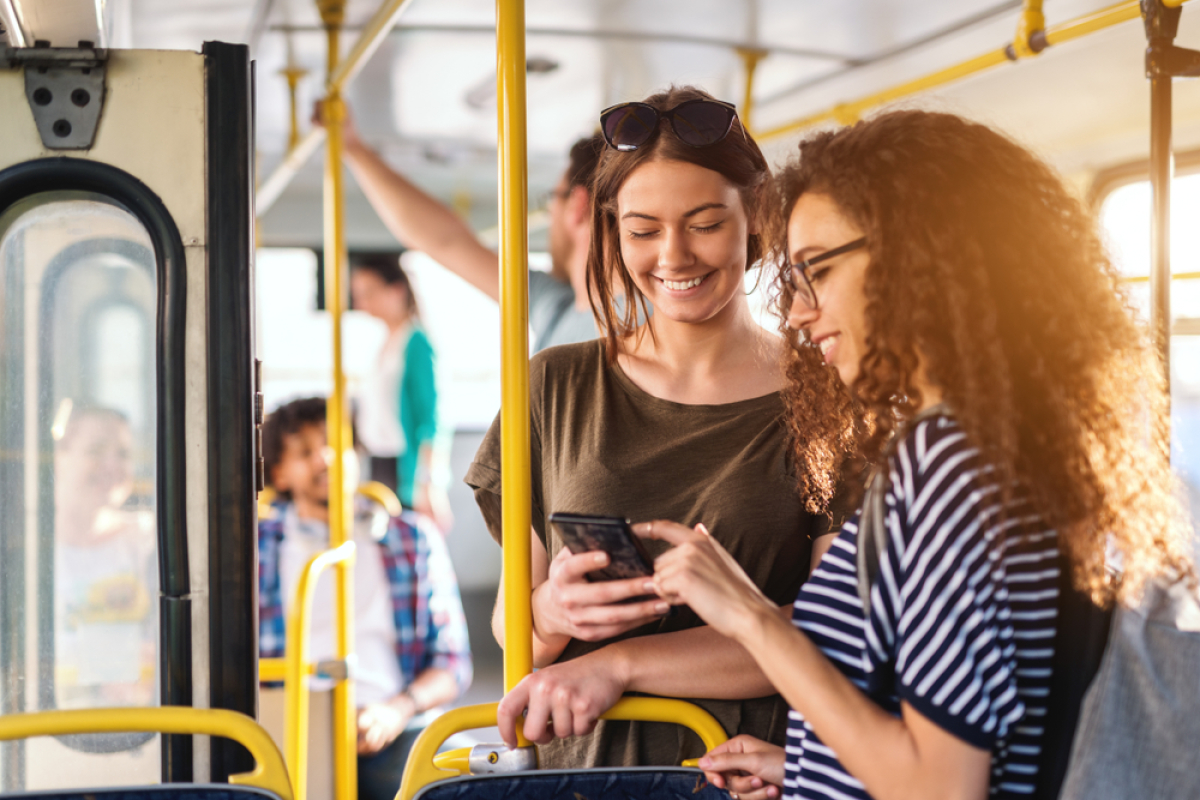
[785,414,1059,799]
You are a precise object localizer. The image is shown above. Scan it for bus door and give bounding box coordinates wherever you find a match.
[0,41,259,788]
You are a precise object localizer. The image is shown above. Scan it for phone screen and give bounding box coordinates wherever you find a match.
[548,512,654,582]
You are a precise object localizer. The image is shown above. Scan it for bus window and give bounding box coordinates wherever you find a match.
[1100,173,1200,550]
[0,194,160,787]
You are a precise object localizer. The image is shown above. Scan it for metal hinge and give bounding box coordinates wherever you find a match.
[254,358,265,493]
[1144,0,1200,79]
[2,41,108,149]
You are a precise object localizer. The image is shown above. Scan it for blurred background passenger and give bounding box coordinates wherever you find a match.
[317,102,610,352]
[259,396,472,800]
[351,253,452,532]
[53,405,157,708]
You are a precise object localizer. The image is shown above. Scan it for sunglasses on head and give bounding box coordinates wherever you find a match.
[599,98,740,152]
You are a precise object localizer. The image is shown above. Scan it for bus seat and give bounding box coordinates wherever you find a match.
[0,707,293,800]
[5,787,284,800]
[397,698,730,799]
[412,767,733,799]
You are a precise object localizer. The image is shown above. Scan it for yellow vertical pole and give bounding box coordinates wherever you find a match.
[282,606,312,800]
[736,47,767,136]
[281,65,308,152]
[318,0,357,798]
[496,0,533,723]
[1011,0,1046,58]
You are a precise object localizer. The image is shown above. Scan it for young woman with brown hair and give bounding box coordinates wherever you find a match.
[467,86,850,768]
[641,109,1194,799]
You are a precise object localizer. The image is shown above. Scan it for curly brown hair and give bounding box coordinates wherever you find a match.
[772,109,1192,604]
[586,85,852,511]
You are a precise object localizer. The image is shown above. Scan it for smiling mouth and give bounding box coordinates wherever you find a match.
[818,334,839,359]
[661,274,708,291]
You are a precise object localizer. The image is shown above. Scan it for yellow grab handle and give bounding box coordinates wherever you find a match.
[398,703,501,799]
[259,657,286,683]
[600,697,728,753]
[284,540,357,800]
[396,697,729,799]
[0,707,292,800]
[432,746,471,773]
[357,481,402,517]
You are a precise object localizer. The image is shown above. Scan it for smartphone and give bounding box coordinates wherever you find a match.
[548,512,654,582]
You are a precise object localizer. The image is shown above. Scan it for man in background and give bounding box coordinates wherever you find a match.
[259,397,471,800]
[317,104,606,352]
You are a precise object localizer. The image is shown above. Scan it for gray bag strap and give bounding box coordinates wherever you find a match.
[855,403,951,613]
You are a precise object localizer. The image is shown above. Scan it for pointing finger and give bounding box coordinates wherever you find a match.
[632,519,703,545]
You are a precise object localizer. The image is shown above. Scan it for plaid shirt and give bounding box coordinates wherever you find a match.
[259,503,472,695]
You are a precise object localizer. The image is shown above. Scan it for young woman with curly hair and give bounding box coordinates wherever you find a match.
[469,86,850,768]
[641,109,1194,800]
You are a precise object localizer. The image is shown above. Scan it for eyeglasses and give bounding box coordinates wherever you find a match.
[784,238,867,310]
[599,98,740,151]
[538,187,570,208]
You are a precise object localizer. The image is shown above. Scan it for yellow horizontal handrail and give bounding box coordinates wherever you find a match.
[260,657,350,683]
[0,707,292,800]
[1043,1,1142,47]
[260,657,287,683]
[257,483,403,522]
[1123,270,1200,283]
[759,48,1011,136]
[600,697,728,753]
[396,696,729,799]
[759,0,1194,141]
[285,540,357,800]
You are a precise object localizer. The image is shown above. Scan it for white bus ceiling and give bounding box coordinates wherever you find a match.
[4,0,1197,249]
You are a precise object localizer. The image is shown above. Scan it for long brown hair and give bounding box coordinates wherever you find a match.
[587,85,851,511]
[773,109,1192,604]
[588,86,766,358]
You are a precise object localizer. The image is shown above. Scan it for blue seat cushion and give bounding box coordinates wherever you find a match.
[0,786,282,800]
[414,767,732,799]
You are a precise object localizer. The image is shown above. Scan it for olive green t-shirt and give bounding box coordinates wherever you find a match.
[465,339,831,768]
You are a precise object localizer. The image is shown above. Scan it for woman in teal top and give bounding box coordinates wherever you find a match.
[352,254,451,530]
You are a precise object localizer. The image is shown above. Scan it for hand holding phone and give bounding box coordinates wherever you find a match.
[548,512,654,582]
[530,512,669,650]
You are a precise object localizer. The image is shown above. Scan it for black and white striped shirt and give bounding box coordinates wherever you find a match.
[785,413,1059,799]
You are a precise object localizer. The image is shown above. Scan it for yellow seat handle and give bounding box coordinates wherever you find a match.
[432,747,470,772]
[261,482,401,521]
[0,707,292,800]
[357,481,402,517]
[397,697,728,799]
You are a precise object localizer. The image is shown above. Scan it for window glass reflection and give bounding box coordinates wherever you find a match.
[53,405,157,707]
[1100,175,1200,560]
[0,194,160,787]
